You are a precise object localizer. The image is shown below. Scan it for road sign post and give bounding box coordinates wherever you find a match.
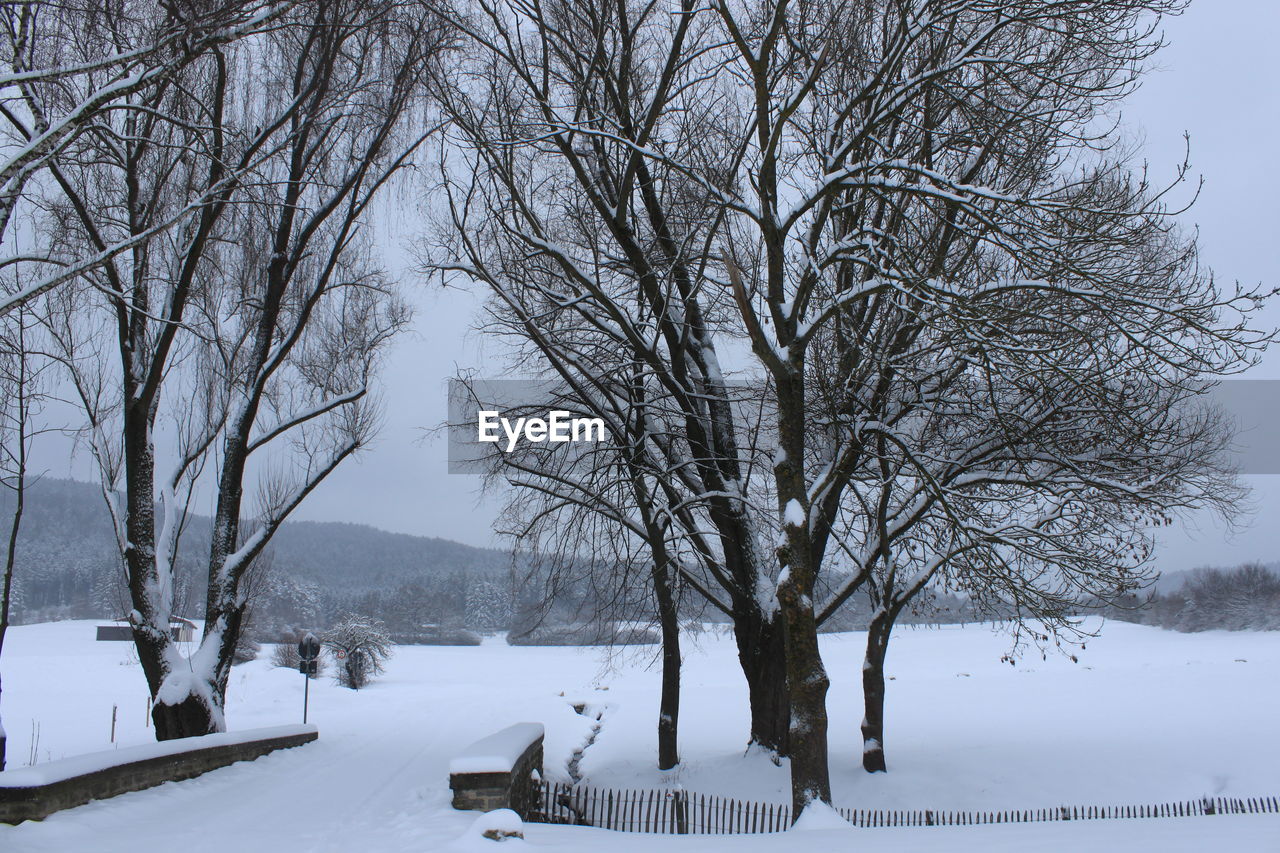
[298,632,321,724]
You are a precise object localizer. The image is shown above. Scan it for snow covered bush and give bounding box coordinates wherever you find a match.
[324,615,393,690]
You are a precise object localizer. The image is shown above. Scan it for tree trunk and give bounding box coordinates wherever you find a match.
[773,371,831,818]
[152,691,219,740]
[121,399,171,702]
[654,560,681,771]
[0,443,19,772]
[151,603,244,739]
[733,607,790,755]
[861,609,893,773]
[119,395,220,741]
[777,580,831,817]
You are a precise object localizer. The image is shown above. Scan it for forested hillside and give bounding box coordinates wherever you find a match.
[1,478,511,633]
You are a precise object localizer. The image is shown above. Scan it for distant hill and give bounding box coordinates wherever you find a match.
[0,477,510,624]
[265,519,510,588]
[8,478,1276,629]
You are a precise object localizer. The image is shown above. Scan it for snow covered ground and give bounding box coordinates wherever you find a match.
[0,618,1277,852]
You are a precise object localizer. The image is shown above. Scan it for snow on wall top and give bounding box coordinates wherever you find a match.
[0,724,318,788]
[448,722,544,776]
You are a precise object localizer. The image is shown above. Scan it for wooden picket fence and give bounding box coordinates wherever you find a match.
[529,782,1279,835]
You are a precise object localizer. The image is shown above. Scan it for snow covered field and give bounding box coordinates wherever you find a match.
[1,618,1277,852]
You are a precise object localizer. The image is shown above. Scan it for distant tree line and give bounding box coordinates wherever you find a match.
[5,552,524,643]
[1106,564,1280,633]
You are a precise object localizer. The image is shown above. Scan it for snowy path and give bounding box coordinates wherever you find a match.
[6,730,1278,853]
[1,621,1278,851]
[2,698,472,853]
[0,626,597,853]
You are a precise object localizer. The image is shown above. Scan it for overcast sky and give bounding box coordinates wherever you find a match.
[33,2,1280,575]
[1081,0,1280,572]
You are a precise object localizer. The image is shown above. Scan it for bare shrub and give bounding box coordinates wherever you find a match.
[270,631,326,679]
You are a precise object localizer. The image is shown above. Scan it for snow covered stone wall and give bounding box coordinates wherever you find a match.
[0,724,318,824]
[449,722,544,816]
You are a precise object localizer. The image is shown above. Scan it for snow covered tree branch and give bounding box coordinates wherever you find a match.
[0,0,301,314]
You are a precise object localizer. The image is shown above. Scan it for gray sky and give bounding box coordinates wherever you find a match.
[1112,0,1280,572]
[34,2,1280,574]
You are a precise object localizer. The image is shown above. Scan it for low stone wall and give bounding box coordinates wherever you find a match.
[450,723,544,817]
[0,725,318,824]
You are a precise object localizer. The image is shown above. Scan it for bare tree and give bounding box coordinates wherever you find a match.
[37,0,446,738]
[809,370,1242,774]
[713,0,1270,807]
[436,0,792,758]
[441,0,1270,817]
[0,0,300,315]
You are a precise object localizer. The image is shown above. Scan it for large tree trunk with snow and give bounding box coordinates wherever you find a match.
[122,398,225,739]
[777,573,831,816]
[860,610,893,773]
[733,607,790,756]
[774,375,831,817]
[149,606,247,740]
[152,692,220,741]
